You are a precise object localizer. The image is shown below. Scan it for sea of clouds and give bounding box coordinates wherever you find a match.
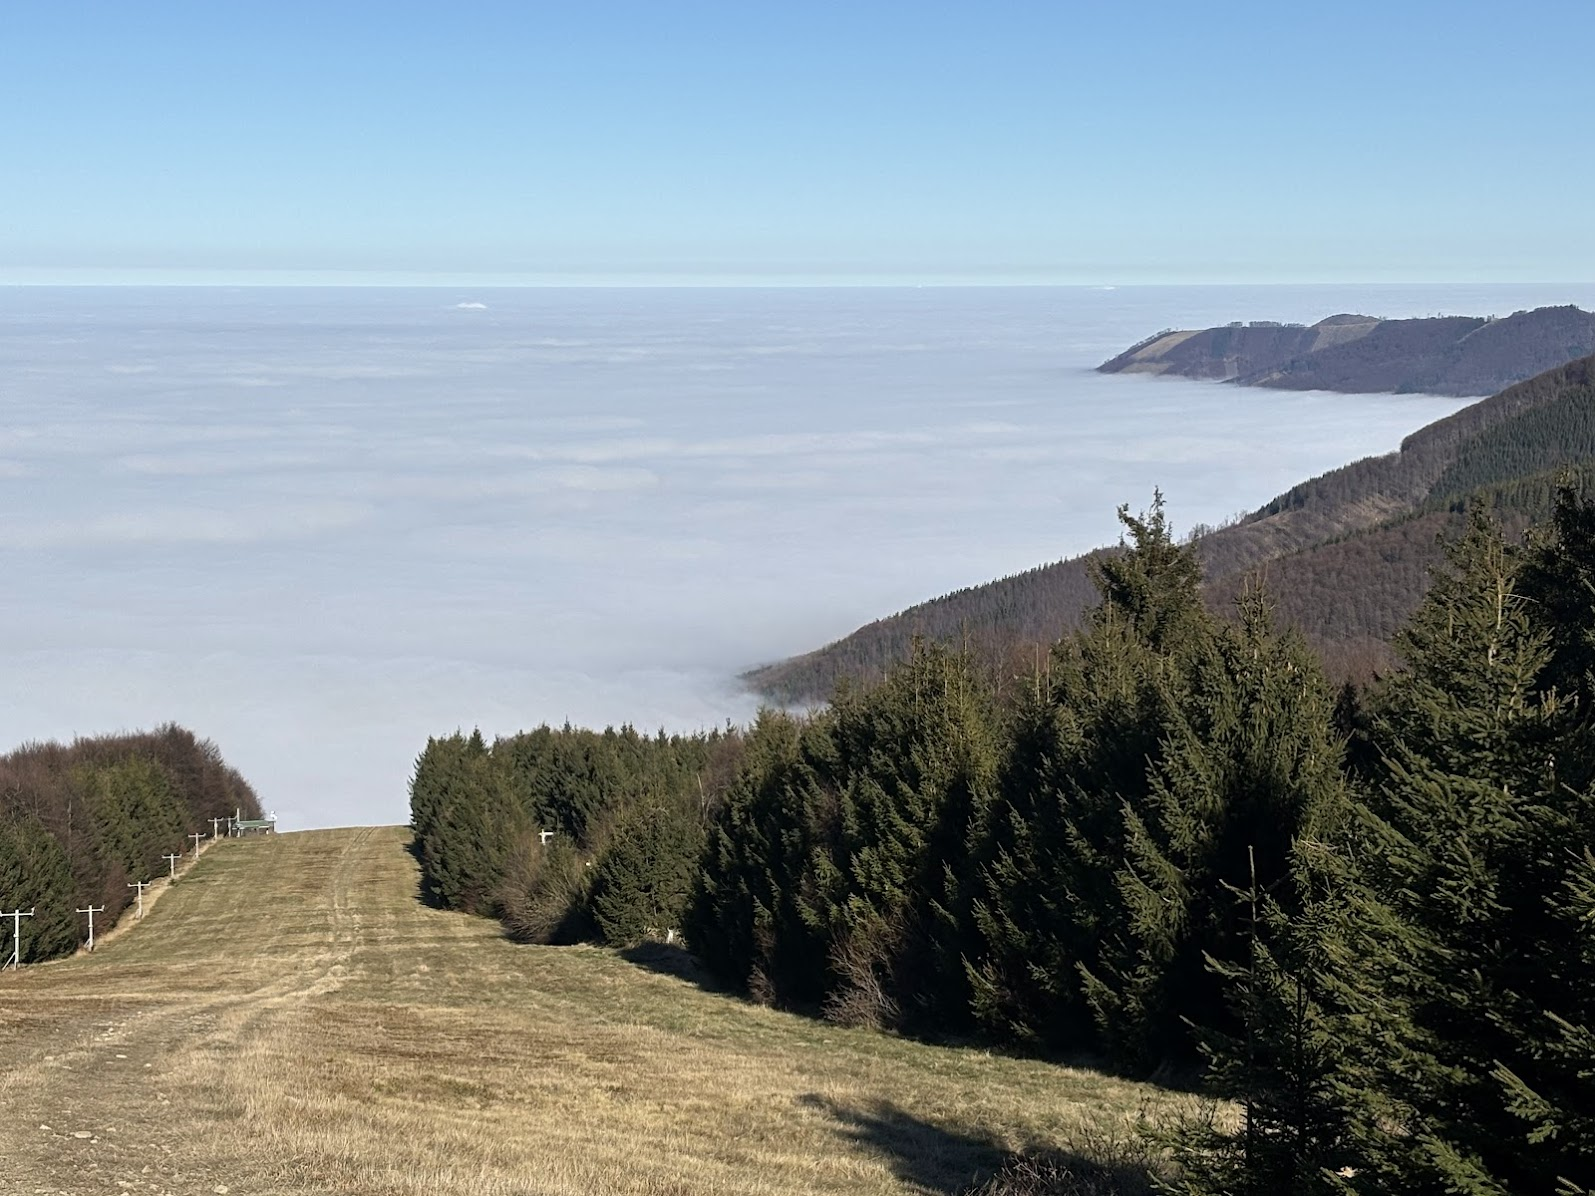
[4,283,1592,828]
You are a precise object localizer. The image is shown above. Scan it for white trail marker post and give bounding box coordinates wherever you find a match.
[189,831,205,859]
[3,908,35,970]
[77,905,105,952]
[211,816,225,841]
[128,880,151,919]
[163,852,180,881]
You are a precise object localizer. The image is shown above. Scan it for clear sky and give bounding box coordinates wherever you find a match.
[4,1,1592,285]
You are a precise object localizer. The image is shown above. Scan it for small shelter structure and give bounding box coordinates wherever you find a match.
[235,807,277,835]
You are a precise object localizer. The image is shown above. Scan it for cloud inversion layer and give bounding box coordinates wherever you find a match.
[10,284,1579,826]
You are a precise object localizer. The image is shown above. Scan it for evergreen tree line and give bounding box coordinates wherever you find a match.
[410,487,1593,1193]
[409,723,742,948]
[690,490,1593,1194]
[0,725,262,962]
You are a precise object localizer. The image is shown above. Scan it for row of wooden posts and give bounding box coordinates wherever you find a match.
[3,808,274,969]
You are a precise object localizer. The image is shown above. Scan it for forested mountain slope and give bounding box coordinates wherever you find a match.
[1098,304,1595,396]
[746,354,1595,702]
[0,725,261,962]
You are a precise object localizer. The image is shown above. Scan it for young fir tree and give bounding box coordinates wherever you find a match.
[408,733,459,850]
[969,616,1173,1048]
[805,642,998,1031]
[1161,835,1363,1196]
[1084,590,1349,1072]
[589,799,705,947]
[1496,843,1595,1196]
[0,814,77,961]
[1092,492,1207,657]
[80,757,187,900]
[685,710,831,1005]
[413,730,529,916]
[1519,483,1595,731]
[969,494,1207,1051]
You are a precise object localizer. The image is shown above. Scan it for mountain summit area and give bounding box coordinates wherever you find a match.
[1097,304,1595,396]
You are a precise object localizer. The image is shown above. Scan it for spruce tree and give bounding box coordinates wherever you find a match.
[806,642,998,1030]
[1492,485,1595,1195]
[1093,490,1206,656]
[414,731,529,916]
[970,494,1208,1052]
[80,757,187,903]
[1174,505,1582,1195]
[589,800,705,947]
[1163,509,1555,1193]
[1161,837,1361,1196]
[0,814,77,961]
[685,710,831,1005]
[1496,842,1595,1196]
[1084,591,1349,1071]
[1519,483,1595,729]
[1333,506,1565,1194]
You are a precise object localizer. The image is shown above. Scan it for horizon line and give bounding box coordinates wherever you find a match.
[3,276,1593,291]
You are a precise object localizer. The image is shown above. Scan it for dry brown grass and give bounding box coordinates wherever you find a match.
[0,828,1186,1195]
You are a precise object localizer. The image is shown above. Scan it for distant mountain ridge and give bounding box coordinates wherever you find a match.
[1098,304,1595,396]
[745,354,1595,704]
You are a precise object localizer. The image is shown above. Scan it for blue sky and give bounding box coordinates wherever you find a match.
[3,1,1591,285]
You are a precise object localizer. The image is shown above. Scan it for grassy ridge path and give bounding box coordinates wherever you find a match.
[0,828,1166,1196]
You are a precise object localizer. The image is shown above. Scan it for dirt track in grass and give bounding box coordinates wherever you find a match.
[0,827,1178,1195]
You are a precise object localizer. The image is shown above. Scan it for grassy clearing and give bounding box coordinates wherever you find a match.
[0,827,1186,1195]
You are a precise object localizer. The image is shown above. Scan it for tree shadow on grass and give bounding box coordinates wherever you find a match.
[617,939,727,992]
[799,1094,1005,1193]
[798,1095,1153,1196]
[403,835,448,910]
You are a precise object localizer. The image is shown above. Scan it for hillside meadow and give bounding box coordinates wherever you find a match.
[0,827,1185,1196]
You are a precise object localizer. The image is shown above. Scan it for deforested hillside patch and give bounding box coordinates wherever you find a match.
[1098,304,1595,396]
[0,725,261,962]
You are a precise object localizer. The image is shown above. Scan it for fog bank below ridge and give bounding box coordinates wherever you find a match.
[9,284,1584,826]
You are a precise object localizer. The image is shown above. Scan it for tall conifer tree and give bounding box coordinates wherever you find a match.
[1334,507,1563,1193]
[970,493,1207,1051]
[807,643,997,1030]
[1177,506,1589,1194]
[0,815,77,960]
[1084,591,1348,1070]
[686,710,831,1005]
